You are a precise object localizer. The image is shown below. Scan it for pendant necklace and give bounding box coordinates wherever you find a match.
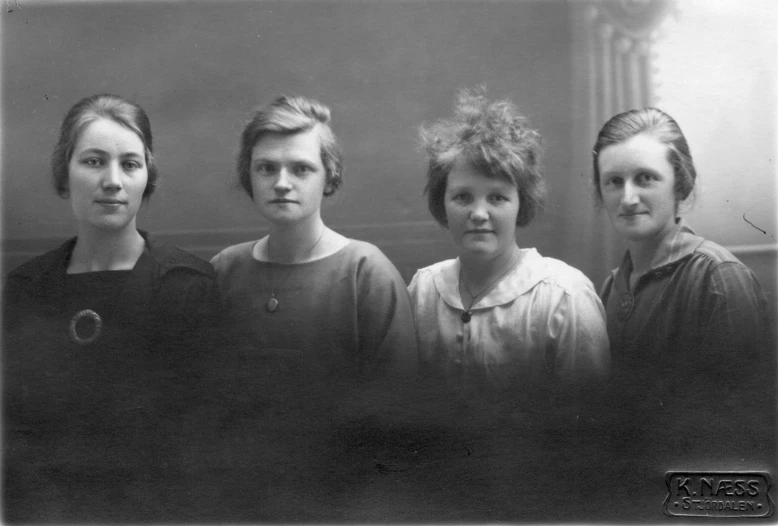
[458,253,521,323]
[265,228,326,313]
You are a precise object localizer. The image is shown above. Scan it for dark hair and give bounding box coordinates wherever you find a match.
[592,107,696,204]
[419,88,546,227]
[236,95,343,199]
[51,93,157,199]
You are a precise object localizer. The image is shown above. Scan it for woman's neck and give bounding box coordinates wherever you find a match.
[627,219,678,278]
[266,216,326,263]
[460,243,520,289]
[68,225,145,273]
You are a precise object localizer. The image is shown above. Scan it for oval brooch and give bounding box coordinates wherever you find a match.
[69,309,103,345]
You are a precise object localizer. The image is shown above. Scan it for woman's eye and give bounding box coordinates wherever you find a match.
[490,194,508,202]
[637,172,654,184]
[255,163,276,175]
[83,158,102,167]
[122,161,141,171]
[604,176,622,187]
[294,165,313,176]
[452,193,471,203]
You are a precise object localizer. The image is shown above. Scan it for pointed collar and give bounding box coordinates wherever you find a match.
[432,248,554,311]
[609,218,705,283]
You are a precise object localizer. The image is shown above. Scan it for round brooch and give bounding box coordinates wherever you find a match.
[617,292,635,322]
[69,309,103,345]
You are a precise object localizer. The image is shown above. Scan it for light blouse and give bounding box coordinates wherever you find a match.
[408,248,610,391]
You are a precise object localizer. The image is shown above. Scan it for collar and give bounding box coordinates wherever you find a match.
[432,248,554,311]
[609,218,705,284]
[11,230,209,285]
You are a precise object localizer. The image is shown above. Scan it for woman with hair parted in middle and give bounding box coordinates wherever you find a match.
[211,95,417,387]
[593,107,774,413]
[2,93,222,522]
[409,89,610,397]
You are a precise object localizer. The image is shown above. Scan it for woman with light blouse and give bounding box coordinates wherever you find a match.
[409,90,610,400]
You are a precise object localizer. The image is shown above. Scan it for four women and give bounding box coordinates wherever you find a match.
[3,92,773,520]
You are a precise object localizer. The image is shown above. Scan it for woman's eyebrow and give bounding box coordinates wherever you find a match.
[75,147,108,156]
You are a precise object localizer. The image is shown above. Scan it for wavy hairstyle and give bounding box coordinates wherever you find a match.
[592,107,696,206]
[51,93,157,199]
[419,88,546,227]
[236,95,343,199]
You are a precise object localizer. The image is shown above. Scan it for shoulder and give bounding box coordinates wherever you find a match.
[340,239,387,260]
[6,238,74,283]
[145,237,215,279]
[409,259,457,286]
[335,240,411,290]
[339,239,398,271]
[693,238,743,266]
[209,241,256,269]
[678,238,754,280]
[524,251,596,296]
[686,238,763,291]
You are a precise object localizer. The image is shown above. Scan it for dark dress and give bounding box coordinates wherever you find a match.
[3,232,222,523]
[599,221,776,512]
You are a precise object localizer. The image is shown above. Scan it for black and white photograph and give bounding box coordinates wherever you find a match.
[2,0,776,522]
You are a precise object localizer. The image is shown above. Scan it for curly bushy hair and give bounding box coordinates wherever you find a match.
[237,95,343,199]
[419,88,546,227]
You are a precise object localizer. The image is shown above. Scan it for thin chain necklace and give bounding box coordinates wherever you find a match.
[458,251,521,323]
[265,228,326,313]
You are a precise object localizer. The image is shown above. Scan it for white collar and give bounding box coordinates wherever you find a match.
[431,248,553,311]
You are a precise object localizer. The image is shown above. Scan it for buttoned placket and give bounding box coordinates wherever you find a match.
[452,313,474,389]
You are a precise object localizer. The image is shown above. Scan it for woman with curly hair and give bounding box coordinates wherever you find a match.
[409,90,610,397]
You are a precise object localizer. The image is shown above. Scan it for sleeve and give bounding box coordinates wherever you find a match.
[355,249,419,380]
[550,281,611,383]
[697,261,775,403]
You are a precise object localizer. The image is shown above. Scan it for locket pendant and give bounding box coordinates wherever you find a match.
[461,311,472,323]
[267,295,279,313]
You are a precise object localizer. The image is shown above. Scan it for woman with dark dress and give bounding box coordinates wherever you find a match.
[3,94,222,522]
[206,95,418,520]
[593,108,775,481]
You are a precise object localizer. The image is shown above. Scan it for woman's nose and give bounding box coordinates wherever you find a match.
[620,181,640,206]
[469,200,489,222]
[273,168,292,191]
[101,162,123,190]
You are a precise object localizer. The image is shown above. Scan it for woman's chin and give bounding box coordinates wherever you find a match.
[457,243,501,260]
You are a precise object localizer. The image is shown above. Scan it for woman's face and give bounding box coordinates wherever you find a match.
[68,118,148,234]
[444,161,520,260]
[250,127,329,227]
[598,133,678,244]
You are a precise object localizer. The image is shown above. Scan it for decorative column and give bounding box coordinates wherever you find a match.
[567,0,673,282]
